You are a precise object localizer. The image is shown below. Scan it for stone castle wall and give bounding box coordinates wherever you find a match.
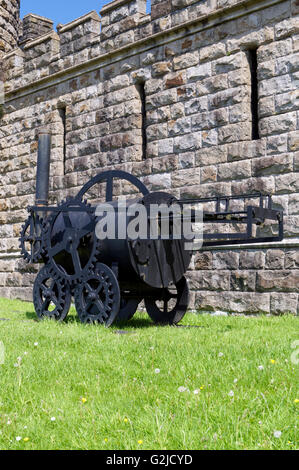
[0,0,20,57]
[0,0,298,314]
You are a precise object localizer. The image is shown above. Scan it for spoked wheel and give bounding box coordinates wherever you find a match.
[74,264,120,327]
[115,297,141,323]
[76,169,149,202]
[20,213,45,263]
[33,266,71,321]
[145,277,189,325]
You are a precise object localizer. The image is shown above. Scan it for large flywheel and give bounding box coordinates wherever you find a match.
[43,199,99,285]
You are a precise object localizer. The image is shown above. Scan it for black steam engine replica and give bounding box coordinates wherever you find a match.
[20,134,284,326]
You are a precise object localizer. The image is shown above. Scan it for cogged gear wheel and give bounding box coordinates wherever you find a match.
[19,213,45,263]
[33,265,71,321]
[74,263,120,327]
[43,198,100,285]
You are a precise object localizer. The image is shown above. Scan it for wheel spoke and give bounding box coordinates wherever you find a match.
[85,298,93,312]
[71,247,82,274]
[30,241,34,263]
[50,242,65,257]
[96,284,104,295]
[30,216,34,235]
[85,283,94,294]
[96,299,105,312]
[40,282,48,294]
[41,299,50,312]
[106,176,113,202]
[63,213,72,229]
[51,295,59,307]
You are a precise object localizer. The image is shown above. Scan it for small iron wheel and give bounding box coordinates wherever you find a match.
[145,277,189,325]
[74,264,120,327]
[115,297,141,323]
[33,266,71,321]
[20,213,45,263]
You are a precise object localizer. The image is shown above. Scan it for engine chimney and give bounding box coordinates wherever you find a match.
[35,132,51,206]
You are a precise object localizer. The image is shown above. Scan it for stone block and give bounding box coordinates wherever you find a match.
[270,293,298,315]
[212,251,239,270]
[257,271,299,292]
[265,249,285,270]
[239,251,265,270]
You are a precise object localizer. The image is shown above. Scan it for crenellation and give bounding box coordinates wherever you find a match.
[100,0,147,52]
[57,11,101,59]
[23,31,60,68]
[20,13,53,45]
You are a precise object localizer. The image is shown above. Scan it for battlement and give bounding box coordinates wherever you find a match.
[3,0,296,94]
[19,13,53,45]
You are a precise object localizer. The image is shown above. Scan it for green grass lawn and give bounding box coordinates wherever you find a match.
[0,297,298,450]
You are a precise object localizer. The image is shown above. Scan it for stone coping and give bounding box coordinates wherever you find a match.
[3,47,24,59]
[100,0,137,15]
[57,11,101,33]
[23,30,60,50]
[22,13,54,26]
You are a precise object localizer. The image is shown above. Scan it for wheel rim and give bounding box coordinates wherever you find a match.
[76,170,149,202]
[145,277,189,325]
[115,297,141,322]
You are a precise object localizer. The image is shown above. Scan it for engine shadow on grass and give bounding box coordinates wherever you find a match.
[23,310,203,331]
[112,317,204,330]
[25,311,39,321]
